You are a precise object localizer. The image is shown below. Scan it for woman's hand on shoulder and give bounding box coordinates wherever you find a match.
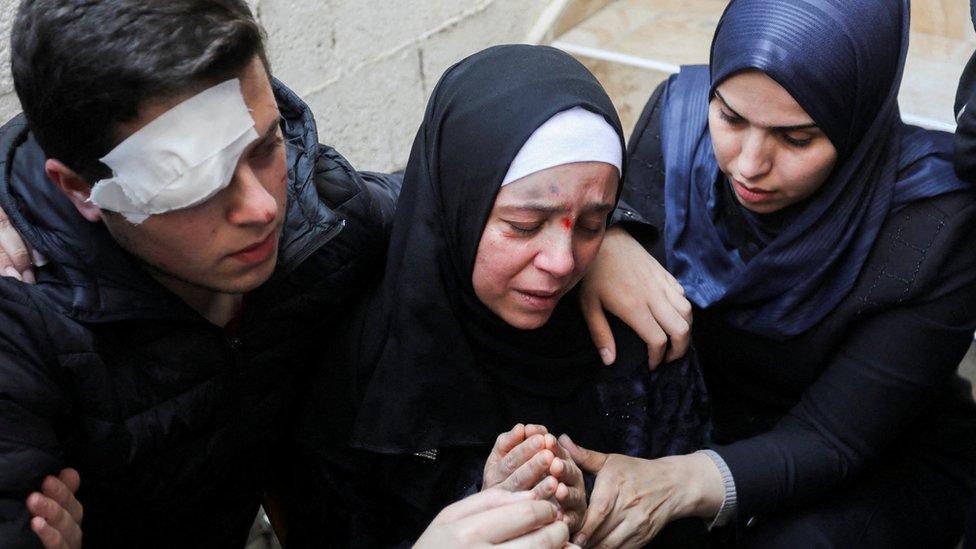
[414,488,576,549]
[560,435,723,548]
[580,226,691,370]
[0,203,39,283]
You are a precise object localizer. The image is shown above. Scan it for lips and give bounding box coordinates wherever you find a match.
[731,178,775,204]
[514,288,563,311]
[229,230,277,265]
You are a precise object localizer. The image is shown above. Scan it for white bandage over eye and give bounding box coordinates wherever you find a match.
[90,79,260,224]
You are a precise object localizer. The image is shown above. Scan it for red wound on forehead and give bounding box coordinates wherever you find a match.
[561,218,573,230]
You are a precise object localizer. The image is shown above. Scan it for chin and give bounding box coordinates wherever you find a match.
[501,310,554,330]
[212,258,278,294]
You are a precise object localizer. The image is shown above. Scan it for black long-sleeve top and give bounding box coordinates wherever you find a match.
[621,81,976,523]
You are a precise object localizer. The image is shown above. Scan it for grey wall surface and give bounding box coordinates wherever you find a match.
[0,0,555,172]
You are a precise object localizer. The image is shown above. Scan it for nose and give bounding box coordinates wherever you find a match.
[225,163,278,227]
[737,129,772,180]
[533,230,575,279]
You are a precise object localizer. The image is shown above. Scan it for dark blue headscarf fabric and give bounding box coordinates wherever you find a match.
[661,0,971,339]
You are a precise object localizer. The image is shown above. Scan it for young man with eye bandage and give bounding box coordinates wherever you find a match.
[0,1,576,547]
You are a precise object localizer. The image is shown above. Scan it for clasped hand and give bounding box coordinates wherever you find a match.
[482,424,587,533]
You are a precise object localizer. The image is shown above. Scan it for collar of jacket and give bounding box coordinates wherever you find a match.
[0,78,344,324]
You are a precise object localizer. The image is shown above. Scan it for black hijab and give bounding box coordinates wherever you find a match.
[349,45,625,454]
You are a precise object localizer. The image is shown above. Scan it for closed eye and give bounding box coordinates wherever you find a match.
[507,222,541,235]
[719,109,744,126]
[781,133,813,148]
[251,136,284,158]
[575,221,605,235]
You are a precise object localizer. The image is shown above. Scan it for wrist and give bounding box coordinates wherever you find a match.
[671,453,725,519]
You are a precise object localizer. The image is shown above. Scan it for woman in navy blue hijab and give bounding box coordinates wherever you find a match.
[567,0,976,546]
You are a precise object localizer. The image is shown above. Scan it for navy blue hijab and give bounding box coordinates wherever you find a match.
[661,0,971,338]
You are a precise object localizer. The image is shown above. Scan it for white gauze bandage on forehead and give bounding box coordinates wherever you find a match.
[501,106,622,187]
[89,79,260,224]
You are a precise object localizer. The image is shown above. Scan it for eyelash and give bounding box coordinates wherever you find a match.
[781,134,812,148]
[508,223,541,235]
[719,110,812,148]
[506,222,604,235]
[252,136,284,157]
[718,109,743,126]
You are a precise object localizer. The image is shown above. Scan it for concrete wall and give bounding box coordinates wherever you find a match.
[252,0,568,171]
[0,5,17,124]
[0,0,561,172]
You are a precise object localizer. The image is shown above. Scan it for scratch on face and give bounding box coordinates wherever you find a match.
[561,217,573,230]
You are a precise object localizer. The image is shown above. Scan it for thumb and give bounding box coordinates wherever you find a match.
[559,434,607,473]
[580,292,616,365]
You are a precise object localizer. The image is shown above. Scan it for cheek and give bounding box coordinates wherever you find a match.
[779,150,836,196]
[138,213,221,268]
[256,150,289,206]
[472,229,532,297]
[708,126,738,171]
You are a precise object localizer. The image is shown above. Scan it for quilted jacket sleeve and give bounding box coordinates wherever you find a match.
[0,285,67,548]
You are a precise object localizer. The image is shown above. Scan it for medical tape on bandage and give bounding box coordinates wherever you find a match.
[90,79,260,224]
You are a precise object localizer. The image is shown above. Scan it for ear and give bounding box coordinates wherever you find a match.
[44,159,102,222]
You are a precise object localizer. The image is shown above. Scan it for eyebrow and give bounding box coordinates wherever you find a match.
[714,90,820,132]
[498,202,616,215]
[259,115,283,140]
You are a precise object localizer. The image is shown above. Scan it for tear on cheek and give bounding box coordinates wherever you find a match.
[561,218,573,230]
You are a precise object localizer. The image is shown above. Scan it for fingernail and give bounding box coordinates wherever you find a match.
[599,348,613,365]
[30,249,48,267]
[22,268,35,284]
[4,267,22,281]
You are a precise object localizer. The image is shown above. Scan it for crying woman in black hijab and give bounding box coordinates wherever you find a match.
[286,45,708,547]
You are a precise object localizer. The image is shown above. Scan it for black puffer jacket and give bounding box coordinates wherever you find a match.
[0,80,399,547]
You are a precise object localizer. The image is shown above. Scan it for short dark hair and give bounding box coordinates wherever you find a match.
[11,0,269,182]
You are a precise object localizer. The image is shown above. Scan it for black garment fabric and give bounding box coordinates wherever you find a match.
[349,44,631,453]
[285,45,709,547]
[625,80,976,547]
[0,80,399,548]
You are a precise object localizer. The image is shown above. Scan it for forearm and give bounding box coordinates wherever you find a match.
[712,304,975,519]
